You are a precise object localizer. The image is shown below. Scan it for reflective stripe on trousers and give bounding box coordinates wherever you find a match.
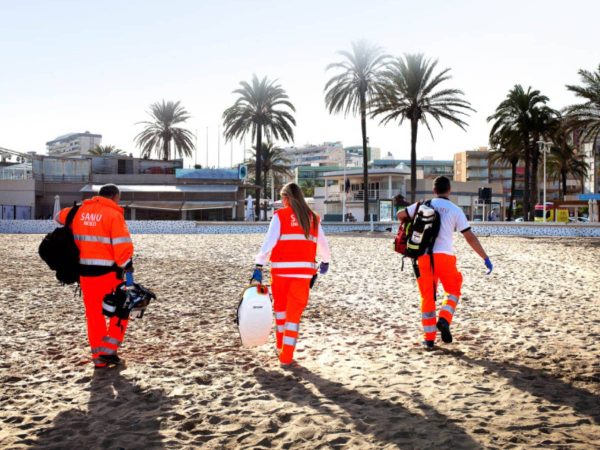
[91,346,116,355]
[102,336,121,347]
[283,336,297,346]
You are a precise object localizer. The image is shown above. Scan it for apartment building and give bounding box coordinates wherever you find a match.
[46,132,102,157]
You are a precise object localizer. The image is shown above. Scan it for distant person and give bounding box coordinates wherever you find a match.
[488,209,498,221]
[56,184,134,368]
[397,176,493,349]
[251,182,330,365]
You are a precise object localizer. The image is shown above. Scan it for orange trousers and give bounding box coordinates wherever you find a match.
[271,275,310,364]
[80,272,128,367]
[416,253,463,341]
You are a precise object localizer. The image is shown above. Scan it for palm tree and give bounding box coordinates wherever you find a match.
[489,128,522,220]
[89,144,124,156]
[223,75,296,218]
[135,100,195,161]
[324,40,389,220]
[371,54,474,203]
[564,64,600,144]
[548,119,590,199]
[487,85,550,221]
[247,142,293,199]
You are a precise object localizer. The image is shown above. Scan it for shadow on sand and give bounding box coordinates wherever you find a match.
[255,365,482,449]
[30,366,177,449]
[438,348,600,425]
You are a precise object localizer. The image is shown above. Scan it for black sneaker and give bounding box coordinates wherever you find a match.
[98,354,122,366]
[437,318,453,343]
[423,340,435,350]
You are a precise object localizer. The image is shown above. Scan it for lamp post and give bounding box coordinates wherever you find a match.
[537,140,552,222]
[342,147,347,222]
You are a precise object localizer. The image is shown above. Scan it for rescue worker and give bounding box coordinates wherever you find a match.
[56,184,134,368]
[251,182,331,365]
[397,176,493,349]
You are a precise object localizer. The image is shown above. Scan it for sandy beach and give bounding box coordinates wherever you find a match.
[0,233,599,449]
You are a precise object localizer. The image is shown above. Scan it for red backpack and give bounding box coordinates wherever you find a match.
[394,203,418,256]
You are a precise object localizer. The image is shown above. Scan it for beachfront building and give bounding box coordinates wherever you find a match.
[582,138,600,195]
[282,142,345,169]
[371,156,453,179]
[0,154,257,220]
[319,167,410,221]
[454,147,490,183]
[46,132,103,157]
[343,146,381,167]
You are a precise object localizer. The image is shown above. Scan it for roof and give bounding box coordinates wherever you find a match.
[323,167,410,178]
[123,201,236,211]
[80,184,238,193]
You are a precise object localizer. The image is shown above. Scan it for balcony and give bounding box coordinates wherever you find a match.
[326,190,380,202]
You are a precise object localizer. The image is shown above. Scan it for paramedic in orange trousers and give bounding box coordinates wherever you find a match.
[397,176,493,349]
[251,182,331,365]
[56,184,134,368]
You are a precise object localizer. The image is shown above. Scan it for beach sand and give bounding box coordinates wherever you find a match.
[0,233,599,449]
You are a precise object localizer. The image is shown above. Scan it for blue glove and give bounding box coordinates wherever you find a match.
[484,257,493,275]
[125,271,134,287]
[319,262,329,275]
[251,265,263,283]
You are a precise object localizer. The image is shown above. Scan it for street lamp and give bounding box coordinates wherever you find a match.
[537,140,552,223]
[342,147,347,222]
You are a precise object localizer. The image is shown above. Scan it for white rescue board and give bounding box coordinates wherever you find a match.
[237,285,273,347]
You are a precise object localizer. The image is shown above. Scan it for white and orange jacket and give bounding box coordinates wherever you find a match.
[57,196,133,276]
[255,207,330,279]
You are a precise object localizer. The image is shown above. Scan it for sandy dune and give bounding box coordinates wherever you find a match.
[0,233,599,449]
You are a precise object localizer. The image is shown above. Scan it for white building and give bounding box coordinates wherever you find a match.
[282,142,345,168]
[46,132,102,157]
[318,167,410,221]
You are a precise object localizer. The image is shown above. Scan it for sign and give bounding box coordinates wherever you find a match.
[238,165,248,180]
[578,193,600,201]
[379,200,393,222]
[555,209,569,223]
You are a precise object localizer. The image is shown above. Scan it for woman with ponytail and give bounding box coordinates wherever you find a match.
[252,182,330,365]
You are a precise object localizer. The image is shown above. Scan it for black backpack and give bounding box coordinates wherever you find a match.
[39,205,81,285]
[405,200,441,259]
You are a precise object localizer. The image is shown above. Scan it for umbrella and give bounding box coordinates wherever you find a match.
[53,195,61,222]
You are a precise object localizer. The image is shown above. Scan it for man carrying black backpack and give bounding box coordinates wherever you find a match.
[397,177,493,349]
[55,184,134,368]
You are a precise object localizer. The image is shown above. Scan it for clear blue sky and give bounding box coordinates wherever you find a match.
[1,0,598,166]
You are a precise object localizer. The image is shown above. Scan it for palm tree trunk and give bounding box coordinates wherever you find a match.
[522,137,531,221]
[561,170,567,200]
[410,118,418,203]
[360,93,369,222]
[163,138,170,161]
[255,127,263,220]
[508,160,517,221]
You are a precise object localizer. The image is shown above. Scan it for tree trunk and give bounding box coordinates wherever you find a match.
[360,93,369,222]
[522,136,531,221]
[255,127,262,219]
[508,159,517,221]
[562,169,567,200]
[410,118,418,203]
[163,137,170,161]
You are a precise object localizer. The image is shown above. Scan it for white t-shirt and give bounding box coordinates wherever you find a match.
[405,198,470,255]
